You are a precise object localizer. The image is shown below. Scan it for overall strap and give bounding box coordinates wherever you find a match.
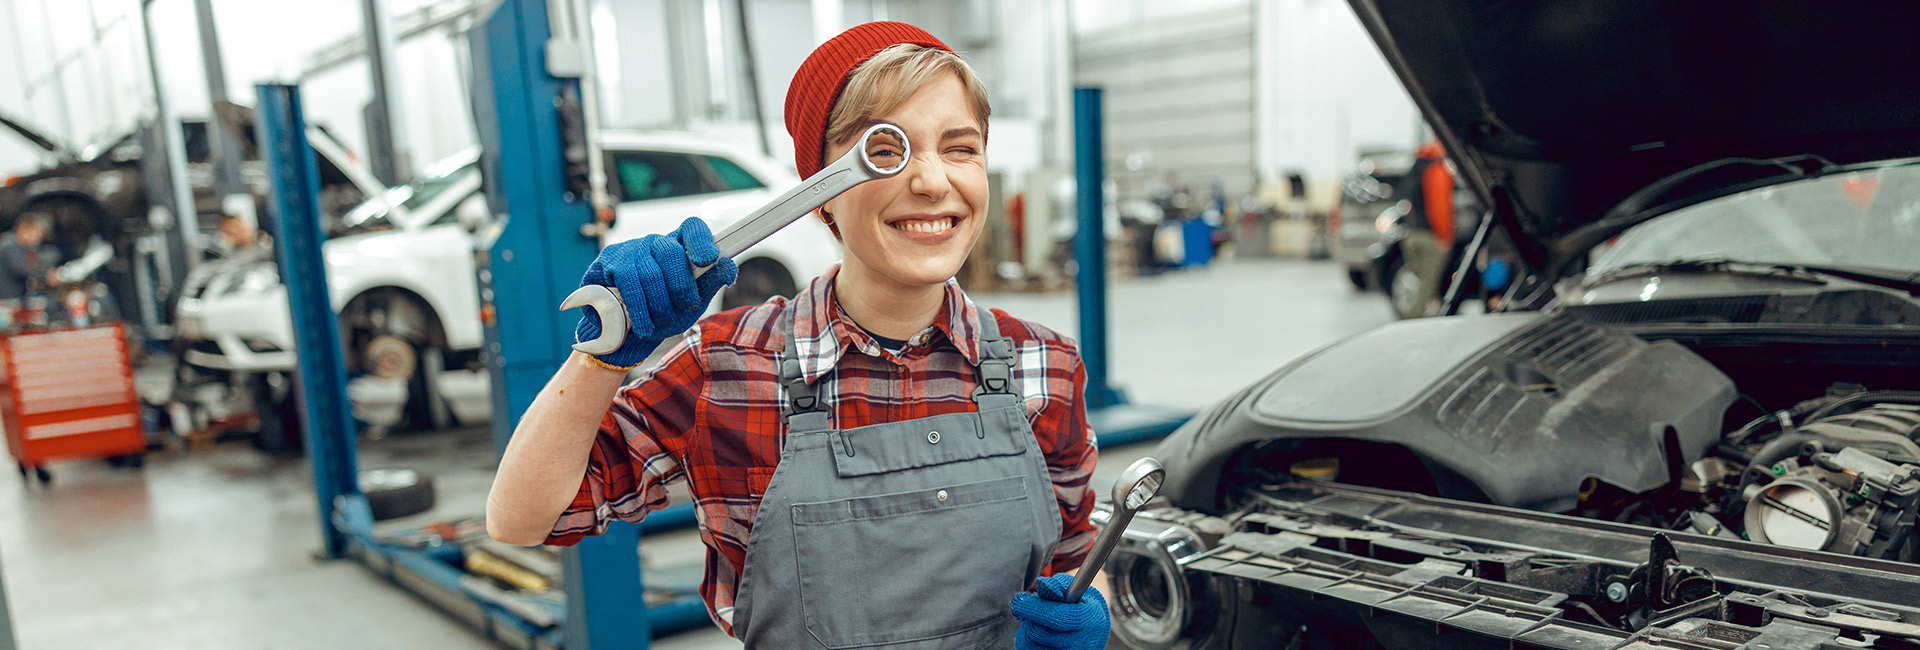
[780,305,832,434]
[971,309,1019,402]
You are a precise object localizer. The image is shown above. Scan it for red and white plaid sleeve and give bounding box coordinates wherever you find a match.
[544,332,705,546]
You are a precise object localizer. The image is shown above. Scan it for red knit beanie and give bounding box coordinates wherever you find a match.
[785,21,952,178]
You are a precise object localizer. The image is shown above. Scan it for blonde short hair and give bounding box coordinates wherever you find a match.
[823,44,991,150]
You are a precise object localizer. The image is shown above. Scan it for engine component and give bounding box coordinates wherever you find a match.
[1681,457,1738,494]
[1736,404,1920,559]
[1742,447,1919,557]
[1157,314,1738,514]
[1098,507,1228,650]
[1171,478,1920,650]
[1592,534,1720,631]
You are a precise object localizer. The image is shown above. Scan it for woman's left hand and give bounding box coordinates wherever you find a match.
[1010,573,1110,650]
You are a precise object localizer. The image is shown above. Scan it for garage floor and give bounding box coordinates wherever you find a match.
[0,257,1392,649]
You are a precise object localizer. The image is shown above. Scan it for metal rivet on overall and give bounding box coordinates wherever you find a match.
[937,490,949,502]
[927,430,941,444]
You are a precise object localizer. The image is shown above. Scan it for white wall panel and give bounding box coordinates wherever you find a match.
[1076,3,1256,200]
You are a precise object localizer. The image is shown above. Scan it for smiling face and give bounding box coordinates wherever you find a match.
[821,73,988,292]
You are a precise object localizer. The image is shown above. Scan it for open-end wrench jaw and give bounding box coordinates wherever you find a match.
[561,284,628,356]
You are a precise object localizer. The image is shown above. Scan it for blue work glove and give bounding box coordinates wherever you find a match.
[1010,573,1110,650]
[575,217,737,369]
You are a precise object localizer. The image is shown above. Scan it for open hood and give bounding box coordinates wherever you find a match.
[1347,0,1920,275]
[213,100,367,190]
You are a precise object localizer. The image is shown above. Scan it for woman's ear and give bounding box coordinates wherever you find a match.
[818,208,841,239]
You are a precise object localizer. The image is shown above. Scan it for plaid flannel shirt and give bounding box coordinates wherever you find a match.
[545,265,1099,636]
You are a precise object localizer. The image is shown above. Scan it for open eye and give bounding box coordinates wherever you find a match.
[864,132,906,161]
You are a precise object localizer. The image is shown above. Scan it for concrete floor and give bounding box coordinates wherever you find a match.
[0,257,1391,649]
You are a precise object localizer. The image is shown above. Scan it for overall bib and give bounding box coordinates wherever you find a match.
[733,310,1062,649]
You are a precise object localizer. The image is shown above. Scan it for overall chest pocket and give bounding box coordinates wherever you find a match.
[789,474,1038,649]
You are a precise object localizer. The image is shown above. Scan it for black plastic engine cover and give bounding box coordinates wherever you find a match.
[1158,313,1736,513]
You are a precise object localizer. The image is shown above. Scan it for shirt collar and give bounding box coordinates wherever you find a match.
[788,264,984,384]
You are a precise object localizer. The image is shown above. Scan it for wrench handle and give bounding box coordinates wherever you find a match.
[1065,506,1138,604]
[689,168,862,279]
[688,123,908,278]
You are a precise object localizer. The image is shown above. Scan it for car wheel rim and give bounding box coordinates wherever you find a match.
[365,335,416,379]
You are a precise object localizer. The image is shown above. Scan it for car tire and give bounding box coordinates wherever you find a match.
[250,373,304,455]
[361,468,436,521]
[363,334,440,433]
[721,258,799,312]
[347,292,446,433]
[1347,268,1369,291]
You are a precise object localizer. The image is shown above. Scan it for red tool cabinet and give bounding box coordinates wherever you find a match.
[2,323,144,483]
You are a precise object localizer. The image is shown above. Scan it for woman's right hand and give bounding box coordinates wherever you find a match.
[575,217,738,369]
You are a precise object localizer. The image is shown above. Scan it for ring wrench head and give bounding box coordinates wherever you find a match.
[1112,457,1167,513]
[854,122,911,178]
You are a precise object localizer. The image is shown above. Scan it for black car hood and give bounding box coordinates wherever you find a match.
[1348,0,1920,274]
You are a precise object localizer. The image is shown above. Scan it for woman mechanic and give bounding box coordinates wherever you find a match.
[486,22,1111,649]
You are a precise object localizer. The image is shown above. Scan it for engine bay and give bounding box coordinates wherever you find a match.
[1131,312,1920,647]
[1107,478,1920,649]
[1208,319,1920,564]
[1578,386,1920,562]
[1541,327,1920,563]
[1110,386,1920,648]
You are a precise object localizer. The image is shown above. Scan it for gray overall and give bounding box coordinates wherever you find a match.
[732,310,1062,649]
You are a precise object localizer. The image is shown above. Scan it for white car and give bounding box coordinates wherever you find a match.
[175,134,841,435]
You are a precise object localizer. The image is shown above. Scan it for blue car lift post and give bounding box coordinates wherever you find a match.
[1074,87,1193,448]
[261,84,572,650]
[262,1,704,646]
[466,0,705,645]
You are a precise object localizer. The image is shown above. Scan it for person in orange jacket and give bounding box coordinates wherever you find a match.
[1393,140,1455,318]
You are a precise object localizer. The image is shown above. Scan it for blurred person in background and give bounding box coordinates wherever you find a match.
[207,214,271,260]
[1395,140,1456,318]
[0,213,56,301]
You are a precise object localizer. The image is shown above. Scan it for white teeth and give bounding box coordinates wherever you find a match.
[893,217,955,234]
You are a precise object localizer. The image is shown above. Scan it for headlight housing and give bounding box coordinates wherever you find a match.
[1093,506,1214,649]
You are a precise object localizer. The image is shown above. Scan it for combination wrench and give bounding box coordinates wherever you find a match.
[564,122,910,355]
[1065,456,1167,603]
